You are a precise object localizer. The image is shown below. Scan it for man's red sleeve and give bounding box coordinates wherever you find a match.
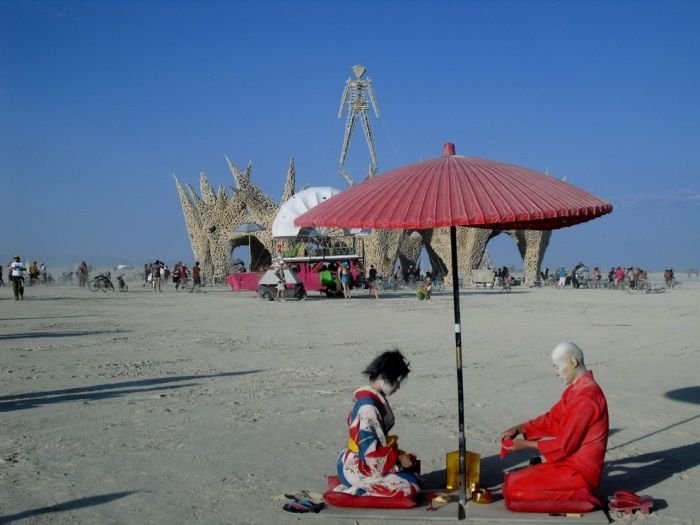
[522,398,563,440]
[534,398,597,463]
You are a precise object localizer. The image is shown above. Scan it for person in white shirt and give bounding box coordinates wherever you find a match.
[10,256,26,300]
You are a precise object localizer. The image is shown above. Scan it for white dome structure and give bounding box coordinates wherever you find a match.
[272,186,342,239]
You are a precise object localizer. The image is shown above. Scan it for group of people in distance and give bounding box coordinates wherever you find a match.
[143,260,202,292]
[2,257,51,294]
[548,264,665,290]
[4,256,55,300]
[331,342,609,514]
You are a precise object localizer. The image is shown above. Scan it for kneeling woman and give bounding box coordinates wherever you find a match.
[334,350,421,498]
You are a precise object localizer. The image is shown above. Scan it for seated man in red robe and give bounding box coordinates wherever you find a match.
[500,342,609,513]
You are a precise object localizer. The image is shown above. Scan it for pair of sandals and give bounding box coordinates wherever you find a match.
[608,490,653,515]
[282,493,325,514]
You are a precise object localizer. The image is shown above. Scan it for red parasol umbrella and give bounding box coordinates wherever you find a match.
[295,143,612,508]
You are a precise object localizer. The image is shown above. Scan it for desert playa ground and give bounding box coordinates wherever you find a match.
[1,273,698,524]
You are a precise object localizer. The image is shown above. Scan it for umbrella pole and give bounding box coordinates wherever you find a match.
[248,234,252,272]
[450,226,467,511]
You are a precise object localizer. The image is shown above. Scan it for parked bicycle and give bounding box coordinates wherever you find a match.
[378,277,402,291]
[432,279,445,292]
[89,272,115,292]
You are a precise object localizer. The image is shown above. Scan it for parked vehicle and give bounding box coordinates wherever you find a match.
[89,272,115,292]
[257,267,306,301]
[227,255,364,299]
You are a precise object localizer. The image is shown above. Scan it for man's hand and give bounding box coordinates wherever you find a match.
[398,453,416,469]
[500,425,522,442]
[503,438,538,453]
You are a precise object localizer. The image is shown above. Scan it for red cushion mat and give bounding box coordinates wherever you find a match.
[505,499,596,513]
[323,490,417,509]
[324,475,417,509]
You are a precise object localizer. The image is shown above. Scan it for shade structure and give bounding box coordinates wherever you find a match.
[234,223,265,271]
[271,186,341,238]
[295,144,612,232]
[295,143,612,511]
[234,222,265,234]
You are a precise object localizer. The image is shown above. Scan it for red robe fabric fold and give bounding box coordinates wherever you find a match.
[505,371,608,512]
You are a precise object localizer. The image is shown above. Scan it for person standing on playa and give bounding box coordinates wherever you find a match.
[192,261,201,289]
[143,263,150,287]
[558,266,567,288]
[340,262,352,299]
[77,261,89,288]
[0,264,4,287]
[614,266,625,288]
[151,260,162,292]
[367,264,379,299]
[10,256,26,300]
[27,260,39,285]
[500,342,608,513]
[276,265,286,302]
[172,263,181,289]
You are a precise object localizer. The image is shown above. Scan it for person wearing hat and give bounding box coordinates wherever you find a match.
[10,255,26,300]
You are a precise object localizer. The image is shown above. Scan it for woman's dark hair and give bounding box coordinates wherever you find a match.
[363,349,410,385]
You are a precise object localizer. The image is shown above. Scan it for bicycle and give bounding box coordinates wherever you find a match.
[89,272,115,292]
[200,274,225,288]
[432,279,445,292]
[378,277,399,291]
[404,277,418,291]
[117,274,128,292]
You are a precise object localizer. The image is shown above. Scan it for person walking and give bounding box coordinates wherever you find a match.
[179,263,189,290]
[10,256,26,300]
[192,261,202,289]
[0,264,4,287]
[151,260,162,292]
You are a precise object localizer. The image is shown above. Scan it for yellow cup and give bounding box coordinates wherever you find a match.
[445,450,480,491]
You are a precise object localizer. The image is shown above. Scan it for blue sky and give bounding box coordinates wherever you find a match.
[1,0,698,271]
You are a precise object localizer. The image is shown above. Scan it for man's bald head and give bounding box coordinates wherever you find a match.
[552,341,585,366]
[551,342,587,384]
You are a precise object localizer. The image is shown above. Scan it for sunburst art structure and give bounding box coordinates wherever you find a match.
[174,157,297,279]
[175,65,553,287]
